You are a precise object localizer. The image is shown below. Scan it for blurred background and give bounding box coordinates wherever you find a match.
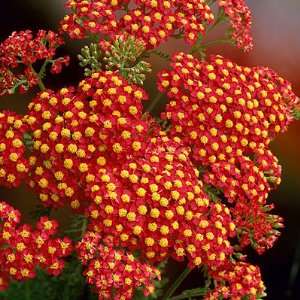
[0,0,299,299]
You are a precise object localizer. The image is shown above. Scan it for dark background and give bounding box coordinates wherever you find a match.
[0,1,300,299]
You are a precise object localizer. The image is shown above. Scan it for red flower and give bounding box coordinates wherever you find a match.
[0,111,29,188]
[60,0,214,48]
[0,201,72,287]
[218,0,253,51]
[0,30,69,95]
[157,52,299,254]
[85,133,235,269]
[24,71,150,210]
[206,261,266,300]
[158,52,298,167]
[77,233,160,300]
[24,87,90,209]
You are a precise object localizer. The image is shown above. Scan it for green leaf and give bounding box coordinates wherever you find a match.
[293,108,300,120]
[204,185,222,202]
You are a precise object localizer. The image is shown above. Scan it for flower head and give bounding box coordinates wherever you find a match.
[0,201,72,287]
[0,30,68,95]
[0,111,29,188]
[218,0,253,51]
[158,52,298,255]
[61,0,214,48]
[206,261,266,300]
[85,133,235,268]
[77,232,160,300]
[25,87,90,208]
[25,71,149,210]
[158,52,298,165]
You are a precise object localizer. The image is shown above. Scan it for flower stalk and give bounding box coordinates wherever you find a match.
[162,267,192,300]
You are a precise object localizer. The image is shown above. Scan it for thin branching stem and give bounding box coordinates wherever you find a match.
[147,92,164,113]
[30,64,46,91]
[162,267,192,300]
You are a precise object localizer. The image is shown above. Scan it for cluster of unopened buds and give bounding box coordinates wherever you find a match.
[0,0,299,299]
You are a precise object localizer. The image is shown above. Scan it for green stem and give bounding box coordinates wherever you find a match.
[162,267,192,300]
[30,65,46,91]
[191,38,233,57]
[25,280,31,300]
[147,92,164,113]
[207,8,227,33]
[149,50,170,61]
[207,0,217,5]
[293,107,300,120]
[38,60,53,79]
[81,217,88,238]
[169,288,207,300]
[203,39,234,47]
[9,79,28,94]
[37,79,46,91]
[190,33,204,55]
[207,17,226,34]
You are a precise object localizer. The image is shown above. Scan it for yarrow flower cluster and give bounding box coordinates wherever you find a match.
[24,70,236,270]
[25,86,91,209]
[218,0,253,51]
[60,0,254,51]
[0,201,72,291]
[0,111,29,188]
[159,53,297,163]
[85,134,235,268]
[0,30,69,95]
[204,156,284,253]
[25,71,149,210]
[0,1,299,299]
[61,0,214,48]
[76,233,160,299]
[158,52,298,254]
[206,261,266,300]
